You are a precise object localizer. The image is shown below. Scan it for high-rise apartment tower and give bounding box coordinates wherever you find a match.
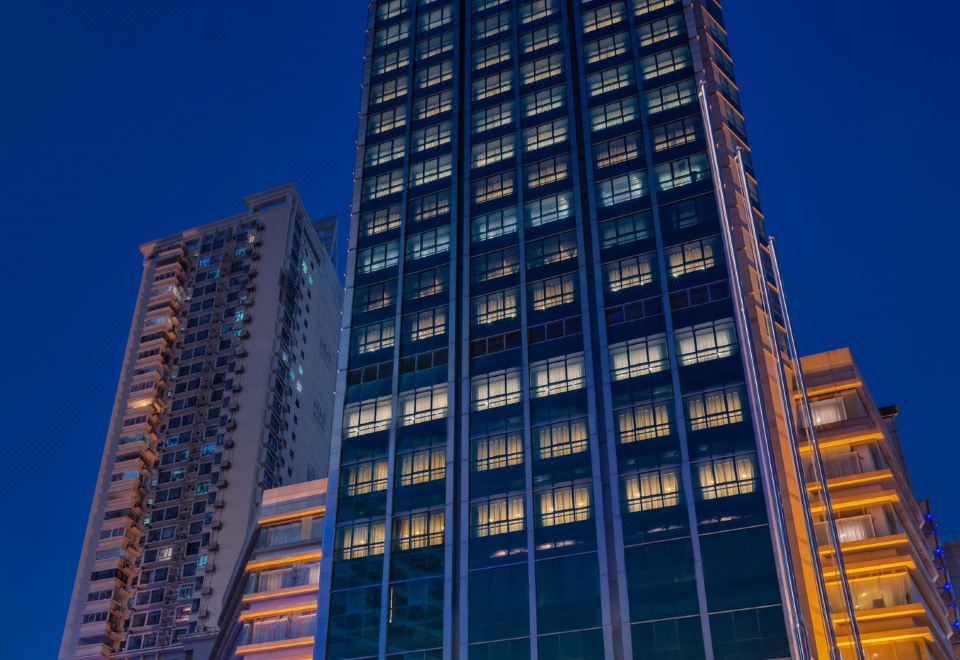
[316,1,852,658]
[60,184,341,659]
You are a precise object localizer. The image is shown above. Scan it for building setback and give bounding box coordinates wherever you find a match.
[796,349,958,657]
[314,0,860,658]
[60,184,341,659]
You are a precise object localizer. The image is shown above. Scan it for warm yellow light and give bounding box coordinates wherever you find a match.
[822,557,914,579]
[807,469,893,491]
[836,628,932,646]
[246,551,322,571]
[809,492,898,514]
[831,603,926,624]
[799,431,884,453]
[794,381,862,399]
[241,584,318,603]
[239,603,317,622]
[817,534,908,555]
[257,505,326,526]
[235,636,315,654]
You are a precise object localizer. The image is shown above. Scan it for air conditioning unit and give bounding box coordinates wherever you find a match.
[220,461,232,470]
[201,587,213,596]
[231,384,242,393]
[211,521,223,530]
[198,609,209,618]
[208,543,220,552]
[213,500,225,509]
[223,438,235,448]
[216,479,228,489]
[229,404,239,412]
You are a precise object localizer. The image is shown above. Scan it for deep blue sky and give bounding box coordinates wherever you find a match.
[1,1,957,656]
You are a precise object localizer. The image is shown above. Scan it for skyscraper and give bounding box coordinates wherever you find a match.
[316,1,843,658]
[60,184,342,659]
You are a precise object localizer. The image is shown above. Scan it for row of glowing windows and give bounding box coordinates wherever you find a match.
[336,455,756,558]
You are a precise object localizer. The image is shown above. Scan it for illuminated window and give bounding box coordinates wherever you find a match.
[377,0,408,21]
[697,456,756,499]
[474,11,511,40]
[537,483,591,526]
[473,102,513,134]
[474,40,511,70]
[582,2,625,33]
[409,154,452,187]
[616,401,670,443]
[524,155,570,189]
[622,470,678,515]
[472,207,518,242]
[365,137,405,167]
[418,5,452,32]
[406,226,450,260]
[404,267,448,300]
[415,90,452,120]
[522,117,568,152]
[393,509,445,550]
[651,116,701,152]
[686,386,744,431]
[473,70,513,101]
[344,396,393,437]
[587,63,634,97]
[351,320,395,354]
[473,431,523,471]
[530,352,585,397]
[675,318,736,365]
[360,206,401,237]
[368,105,406,134]
[590,96,638,131]
[520,23,561,54]
[336,520,385,559]
[417,32,453,60]
[472,288,519,325]
[398,446,445,486]
[471,246,520,281]
[521,53,563,85]
[603,253,655,292]
[354,280,395,314]
[609,334,669,380]
[594,133,642,169]
[472,494,525,537]
[403,307,446,341]
[634,0,678,16]
[525,191,573,228]
[519,0,557,23]
[640,46,691,80]
[645,79,695,115]
[534,417,588,459]
[373,48,410,76]
[375,21,409,47]
[416,59,452,89]
[584,32,628,64]
[522,86,566,118]
[370,76,408,105]
[655,154,710,191]
[528,273,576,311]
[398,383,448,426]
[410,190,451,222]
[473,170,515,204]
[637,13,685,46]
[412,122,452,152]
[363,170,404,200]
[357,241,399,273]
[597,171,647,206]
[526,230,577,268]
[342,458,389,496]
[471,368,522,411]
[472,135,516,168]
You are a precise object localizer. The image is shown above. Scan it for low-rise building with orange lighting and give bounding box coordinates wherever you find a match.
[204,479,325,660]
[797,348,957,658]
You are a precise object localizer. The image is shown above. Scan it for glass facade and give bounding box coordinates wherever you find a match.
[318,1,828,658]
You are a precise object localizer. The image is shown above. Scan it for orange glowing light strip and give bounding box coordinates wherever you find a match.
[799,430,884,453]
[793,380,862,399]
[807,469,892,491]
[836,628,932,646]
[246,550,322,571]
[241,584,318,603]
[809,492,898,514]
[818,534,908,556]
[239,603,317,622]
[257,505,326,526]
[822,556,915,579]
[832,603,927,624]
[235,636,314,655]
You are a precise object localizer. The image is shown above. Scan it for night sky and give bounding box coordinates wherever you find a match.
[2,1,958,656]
